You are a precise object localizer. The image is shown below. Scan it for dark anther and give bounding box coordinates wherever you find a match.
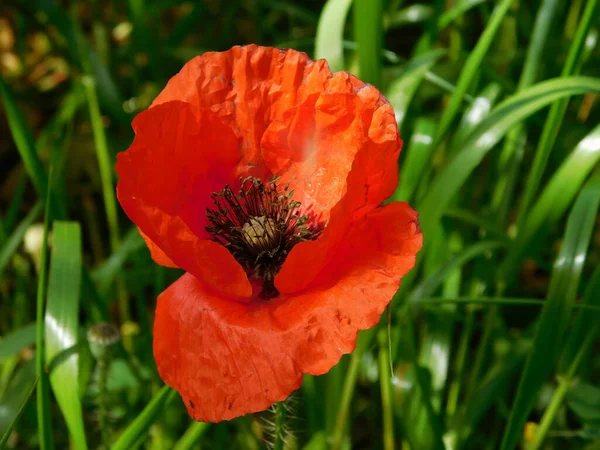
[206,176,321,299]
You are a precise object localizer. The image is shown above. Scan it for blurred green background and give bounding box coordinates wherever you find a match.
[1,0,600,449]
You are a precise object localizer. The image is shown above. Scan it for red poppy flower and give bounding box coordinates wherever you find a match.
[116,45,422,422]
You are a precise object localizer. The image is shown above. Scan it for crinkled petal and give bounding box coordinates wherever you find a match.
[154,202,421,422]
[275,102,401,294]
[151,45,397,222]
[116,101,251,299]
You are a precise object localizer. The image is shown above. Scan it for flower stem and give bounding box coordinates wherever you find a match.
[273,401,287,450]
[378,330,395,450]
[331,329,375,450]
[98,358,110,449]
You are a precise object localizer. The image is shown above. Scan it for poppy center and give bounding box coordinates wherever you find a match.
[206,176,321,299]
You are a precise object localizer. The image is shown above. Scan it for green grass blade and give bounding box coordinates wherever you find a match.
[443,208,507,239]
[560,265,600,372]
[418,76,600,241]
[331,329,375,450]
[0,202,43,277]
[433,0,513,147]
[111,386,178,450]
[394,311,446,450]
[0,76,47,199]
[353,0,383,86]
[386,49,446,128]
[385,4,432,29]
[127,0,159,79]
[0,376,38,449]
[408,240,506,304]
[35,82,86,152]
[449,346,528,446]
[45,222,86,450]
[172,422,210,450]
[516,0,560,92]
[91,226,145,291]
[2,176,28,237]
[314,0,352,71]
[391,118,437,202]
[378,330,395,450]
[36,173,54,450]
[500,122,600,284]
[532,324,599,449]
[82,76,121,254]
[499,168,600,450]
[516,0,599,227]
[0,324,36,362]
[437,0,490,29]
[418,297,600,312]
[450,83,502,152]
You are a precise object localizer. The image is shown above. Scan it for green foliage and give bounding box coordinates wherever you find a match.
[1,0,600,449]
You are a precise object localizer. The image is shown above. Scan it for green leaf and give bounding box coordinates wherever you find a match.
[45,221,87,450]
[418,76,600,242]
[0,324,36,363]
[315,0,352,71]
[500,169,600,450]
[111,386,178,450]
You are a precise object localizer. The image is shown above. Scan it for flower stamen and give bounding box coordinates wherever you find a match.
[206,176,321,299]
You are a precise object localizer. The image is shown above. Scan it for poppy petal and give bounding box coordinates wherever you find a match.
[154,273,303,422]
[275,102,402,294]
[139,229,177,268]
[153,201,421,422]
[116,101,252,299]
[150,45,395,221]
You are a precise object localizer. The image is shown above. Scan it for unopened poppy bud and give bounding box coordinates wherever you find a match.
[87,323,120,360]
[24,223,48,272]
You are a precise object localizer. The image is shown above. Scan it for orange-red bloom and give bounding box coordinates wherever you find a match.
[116,45,422,422]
